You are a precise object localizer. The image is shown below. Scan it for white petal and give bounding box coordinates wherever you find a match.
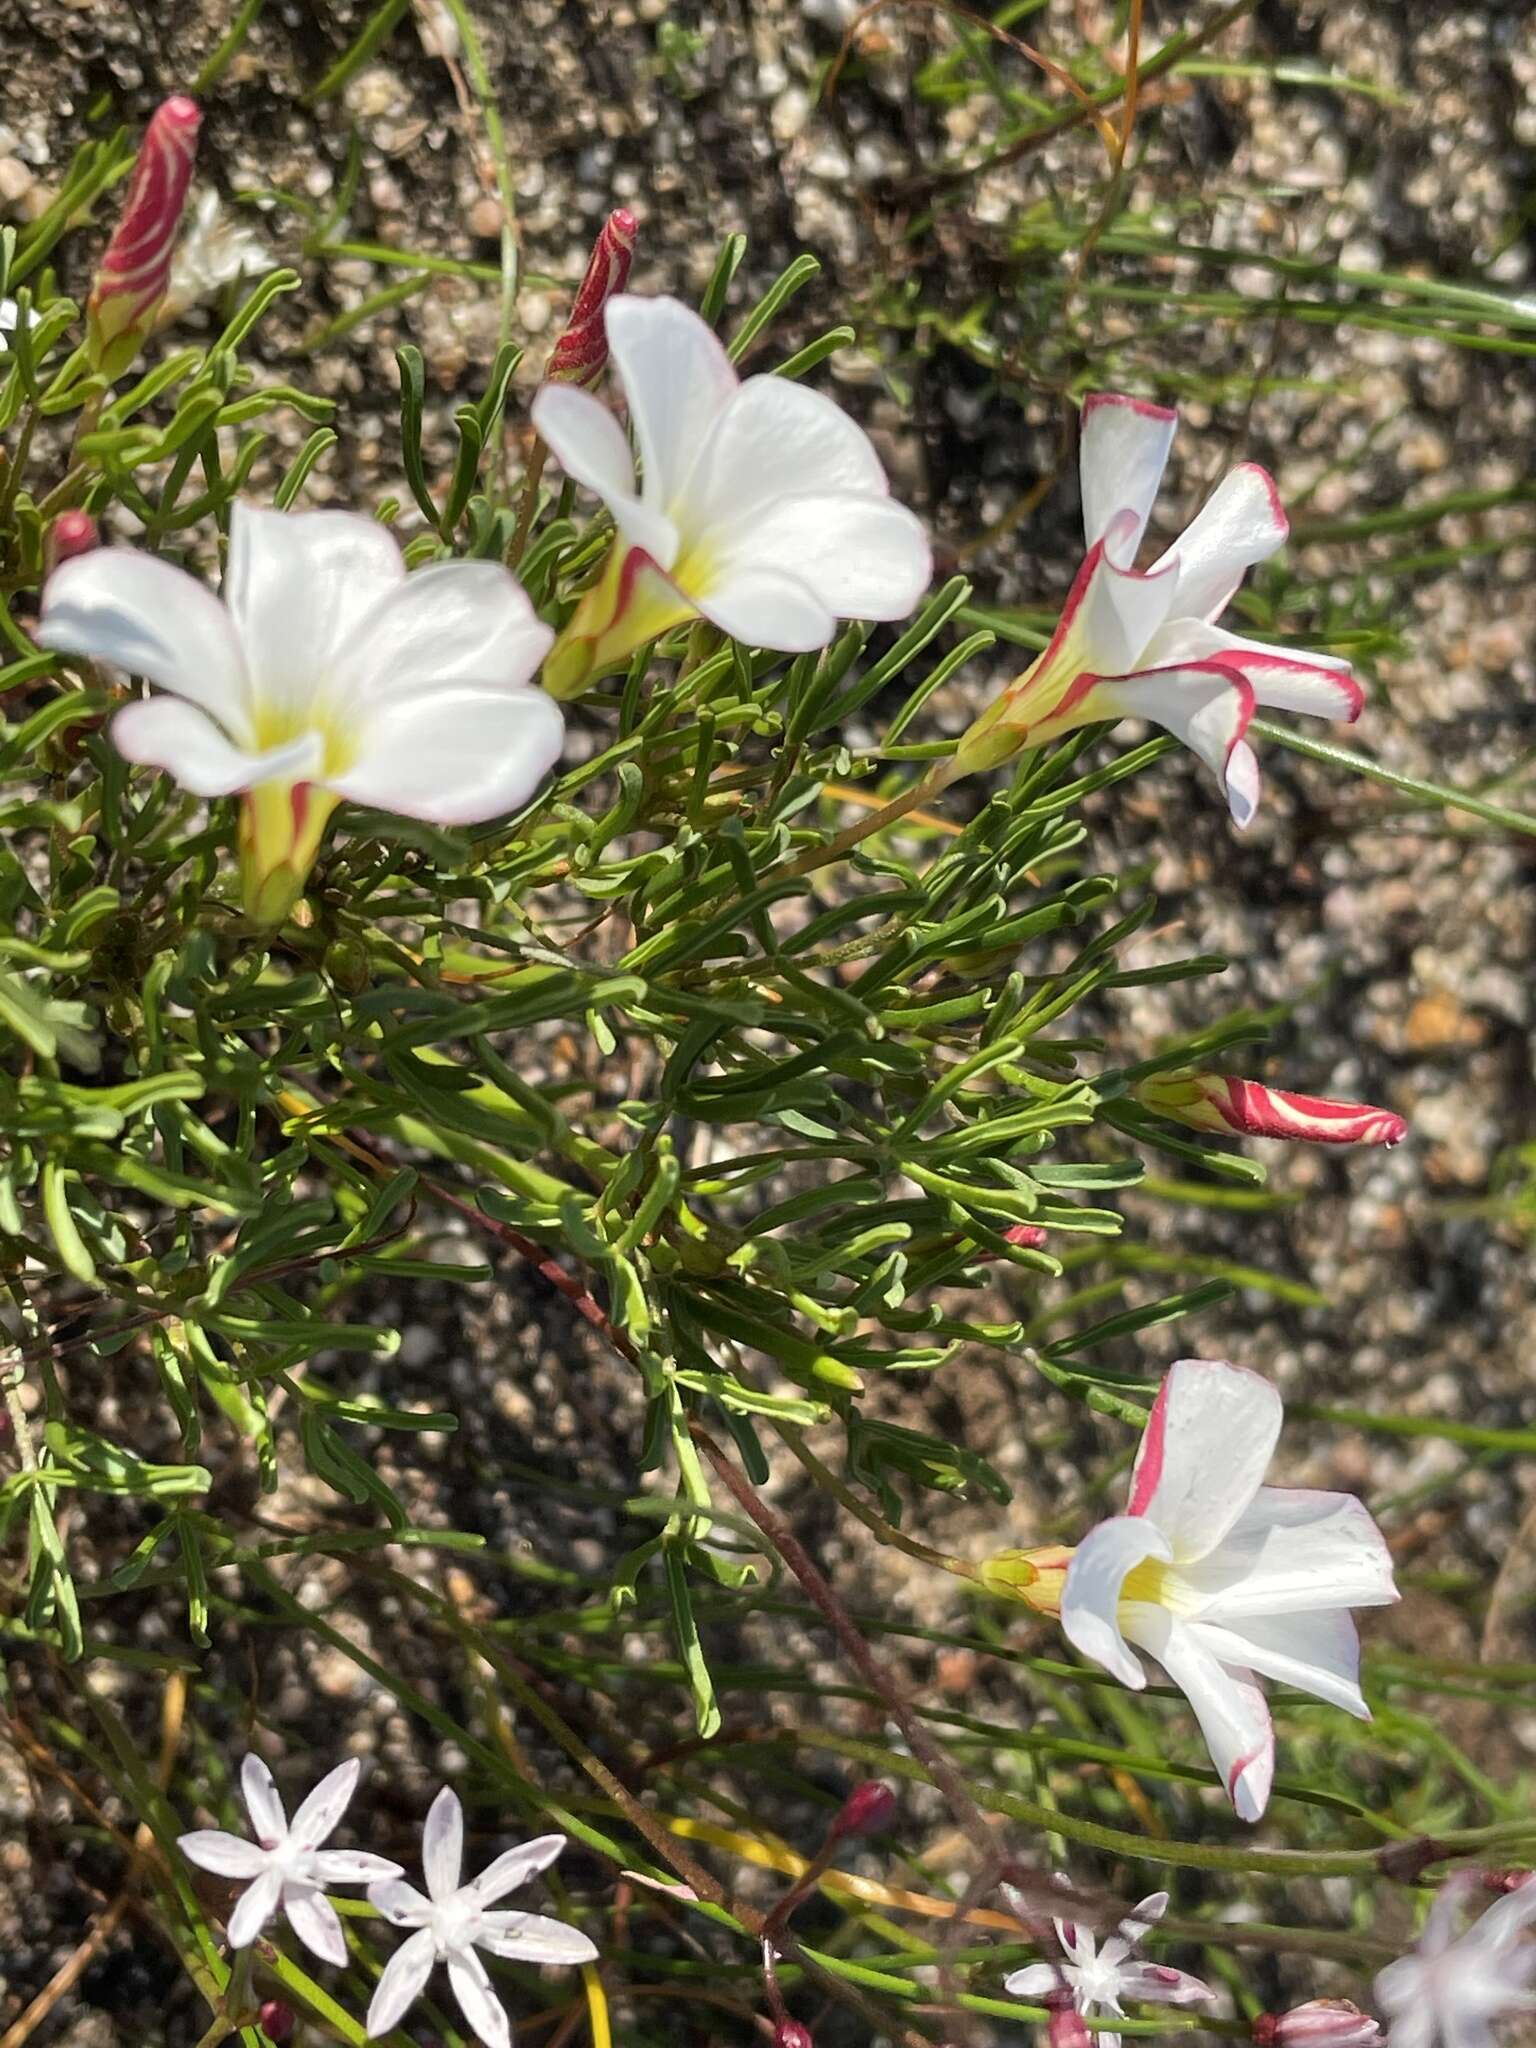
[240,1754,288,1845]
[422,1786,464,1901]
[367,1877,433,1928]
[1122,1359,1283,1561]
[1133,1612,1275,1822]
[311,1848,404,1886]
[1150,463,1288,623]
[1004,1964,1064,1999]
[283,1884,348,1967]
[530,383,680,565]
[449,1946,513,2048]
[39,551,252,737]
[1471,1882,1536,1950]
[1079,392,1177,554]
[688,372,890,527]
[226,1864,283,1949]
[333,559,556,710]
[289,1757,360,1850]
[605,295,739,518]
[1097,665,1258,828]
[477,1909,599,1964]
[1115,1960,1217,2008]
[177,1830,268,1879]
[324,683,564,824]
[468,1834,569,1907]
[706,491,930,625]
[1182,1486,1399,1621]
[1138,617,1361,720]
[225,503,404,720]
[694,563,835,652]
[1187,1609,1368,1719]
[1078,512,1179,673]
[1060,1515,1172,1689]
[111,697,319,798]
[366,1925,436,2036]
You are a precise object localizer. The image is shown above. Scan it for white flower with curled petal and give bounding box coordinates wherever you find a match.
[1056,1359,1398,1823]
[37,503,563,923]
[1004,1880,1214,2048]
[178,1755,401,1965]
[954,393,1362,825]
[366,1787,597,2048]
[1375,1875,1536,2048]
[529,293,931,698]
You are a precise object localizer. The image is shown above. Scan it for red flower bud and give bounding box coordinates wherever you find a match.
[87,96,202,378]
[829,1780,896,1840]
[46,510,99,573]
[257,2002,296,2045]
[1046,1993,1093,2048]
[544,208,638,389]
[1134,1070,1406,1148]
[1256,2002,1382,2048]
[773,2025,815,2048]
[1483,1868,1535,1894]
[1003,1222,1048,1250]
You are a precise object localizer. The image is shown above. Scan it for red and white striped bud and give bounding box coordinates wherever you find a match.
[87,96,202,378]
[544,208,638,389]
[45,510,99,573]
[1133,1070,1406,1148]
[1254,2001,1383,2048]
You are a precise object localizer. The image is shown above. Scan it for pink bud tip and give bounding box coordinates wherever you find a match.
[257,2002,296,2045]
[1003,1222,1048,1250]
[830,1780,896,1840]
[86,96,203,376]
[1259,2001,1384,2048]
[773,2025,815,2048]
[48,510,99,567]
[544,206,639,389]
[1483,1868,1535,1893]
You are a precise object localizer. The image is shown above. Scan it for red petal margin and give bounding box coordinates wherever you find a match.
[1215,1079,1407,1147]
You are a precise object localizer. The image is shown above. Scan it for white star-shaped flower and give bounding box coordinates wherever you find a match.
[178,1755,401,1965]
[366,1787,598,2048]
[1375,1875,1536,2048]
[1004,1881,1214,2048]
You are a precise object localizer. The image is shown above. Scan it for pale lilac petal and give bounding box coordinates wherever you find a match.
[1123,1360,1283,1561]
[467,1835,569,1907]
[39,550,253,736]
[283,1884,348,1967]
[1150,462,1288,622]
[476,1909,599,1964]
[1188,1609,1368,1719]
[1116,1961,1216,2007]
[694,563,835,652]
[1079,392,1177,554]
[366,1925,436,2036]
[366,1877,433,1928]
[1004,1964,1064,1998]
[111,697,318,799]
[449,1947,513,2048]
[1472,1880,1536,1948]
[225,503,403,719]
[1060,1515,1171,1688]
[1181,1487,1399,1621]
[532,383,679,565]
[334,559,555,709]
[239,1755,287,1845]
[311,1848,404,1886]
[226,1864,283,1949]
[1100,1891,1168,1965]
[708,491,930,625]
[605,295,738,517]
[1132,1611,1275,1822]
[1096,665,1258,828]
[176,1830,268,1879]
[422,1786,464,1901]
[323,684,564,824]
[289,1757,360,1850]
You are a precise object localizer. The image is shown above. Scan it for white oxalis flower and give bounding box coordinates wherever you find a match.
[530,292,931,696]
[367,1786,597,2048]
[1004,1881,1214,2048]
[1375,1875,1536,2048]
[954,392,1363,824]
[1060,1358,1399,1822]
[37,502,563,923]
[178,1754,401,1965]
[162,187,274,319]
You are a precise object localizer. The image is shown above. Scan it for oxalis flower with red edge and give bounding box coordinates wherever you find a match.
[531,294,931,698]
[37,504,563,925]
[952,393,1362,825]
[997,1359,1398,1822]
